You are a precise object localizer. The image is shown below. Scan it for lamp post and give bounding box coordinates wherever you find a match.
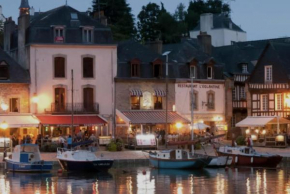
[162,51,171,148]
[0,121,8,161]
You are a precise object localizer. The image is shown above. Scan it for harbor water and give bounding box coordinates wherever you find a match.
[1,161,290,194]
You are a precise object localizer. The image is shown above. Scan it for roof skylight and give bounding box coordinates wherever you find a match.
[71,13,78,20]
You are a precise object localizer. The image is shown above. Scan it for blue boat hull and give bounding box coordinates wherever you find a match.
[149,157,211,169]
[58,159,114,172]
[6,160,53,172]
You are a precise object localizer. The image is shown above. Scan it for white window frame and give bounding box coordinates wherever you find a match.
[265,65,272,82]
[207,66,212,79]
[54,26,65,43]
[275,93,282,111]
[240,87,245,100]
[83,27,94,43]
[261,94,268,111]
[190,66,196,78]
[242,64,248,73]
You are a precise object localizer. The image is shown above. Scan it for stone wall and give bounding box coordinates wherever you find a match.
[0,83,30,113]
[115,80,175,111]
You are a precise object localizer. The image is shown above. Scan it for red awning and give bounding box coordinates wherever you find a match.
[36,115,107,126]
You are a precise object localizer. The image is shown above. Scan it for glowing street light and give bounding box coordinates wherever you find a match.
[32,93,39,103]
[175,122,183,129]
[1,102,8,111]
[0,121,8,130]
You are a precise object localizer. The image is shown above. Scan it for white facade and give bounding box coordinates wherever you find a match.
[175,81,226,131]
[190,29,247,47]
[29,44,117,117]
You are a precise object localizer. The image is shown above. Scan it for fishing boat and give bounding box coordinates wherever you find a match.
[206,155,233,168]
[5,144,53,172]
[149,149,211,169]
[57,145,114,172]
[215,145,282,168]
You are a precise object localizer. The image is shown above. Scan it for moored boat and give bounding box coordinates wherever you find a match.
[215,146,282,168]
[57,147,114,172]
[5,144,53,172]
[206,155,233,168]
[149,149,211,169]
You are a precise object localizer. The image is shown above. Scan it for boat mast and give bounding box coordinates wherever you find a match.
[71,69,74,137]
[165,54,168,148]
[190,76,194,154]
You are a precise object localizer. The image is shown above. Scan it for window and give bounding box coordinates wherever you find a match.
[131,63,140,77]
[131,96,140,110]
[0,62,9,80]
[231,114,236,127]
[275,94,282,111]
[154,96,162,109]
[242,64,248,73]
[83,28,93,43]
[54,88,66,112]
[240,87,246,100]
[261,94,268,111]
[207,66,212,79]
[54,57,65,78]
[190,91,198,110]
[232,87,236,101]
[190,66,196,78]
[83,88,94,112]
[54,27,65,43]
[71,13,78,20]
[265,66,272,82]
[153,64,162,78]
[83,57,94,78]
[9,98,19,112]
[207,91,215,110]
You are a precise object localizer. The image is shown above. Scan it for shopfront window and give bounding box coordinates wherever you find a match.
[154,96,162,110]
[131,96,140,110]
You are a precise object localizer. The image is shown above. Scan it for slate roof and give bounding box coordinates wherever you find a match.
[11,5,113,48]
[19,0,30,9]
[192,14,244,32]
[248,42,290,84]
[117,39,224,80]
[213,37,290,77]
[0,49,30,83]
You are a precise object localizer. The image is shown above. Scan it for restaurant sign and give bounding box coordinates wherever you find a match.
[177,84,220,89]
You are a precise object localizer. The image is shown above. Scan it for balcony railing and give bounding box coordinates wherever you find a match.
[46,103,99,114]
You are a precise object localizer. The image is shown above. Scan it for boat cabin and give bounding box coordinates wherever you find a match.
[156,149,190,160]
[9,144,41,163]
[218,146,256,155]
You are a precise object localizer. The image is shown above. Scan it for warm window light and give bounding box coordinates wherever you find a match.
[32,93,39,103]
[175,122,183,129]
[1,102,8,111]
[246,129,250,134]
[0,121,8,130]
[172,105,176,112]
[262,130,266,135]
[255,129,259,133]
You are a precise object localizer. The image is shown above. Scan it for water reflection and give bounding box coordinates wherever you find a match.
[1,165,290,194]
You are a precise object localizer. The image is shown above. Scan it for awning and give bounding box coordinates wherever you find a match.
[0,114,40,128]
[235,116,290,127]
[36,115,107,126]
[130,89,142,96]
[116,110,190,125]
[154,89,166,97]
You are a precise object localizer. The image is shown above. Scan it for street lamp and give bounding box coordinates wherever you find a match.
[162,51,171,148]
[0,121,8,161]
[1,102,8,111]
[32,93,39,103]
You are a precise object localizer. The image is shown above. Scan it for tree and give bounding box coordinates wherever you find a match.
[186,0,231,31]
[174,3,188,37]
[92,0,136,41]
[137,3,161,42]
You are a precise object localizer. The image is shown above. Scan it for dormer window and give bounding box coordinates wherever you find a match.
[83,27,94,43]
[54,26,65,43]
[131,59,140,77]
[265,65,272,83]
[190,66,196,78]
[207,66,212,79]
[153,64,162,78]
[0,61,9,80]
[242,64,248,73]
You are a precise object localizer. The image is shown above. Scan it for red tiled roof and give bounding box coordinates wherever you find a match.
[121,111,190,124]
[36,115,107,126]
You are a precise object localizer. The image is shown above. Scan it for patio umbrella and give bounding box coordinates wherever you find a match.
[193,123,210,130]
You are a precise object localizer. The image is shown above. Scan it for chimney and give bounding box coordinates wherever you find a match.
[86,7,92,16]
[30,6,35,16]
[197,32,212,55]
[18,0,30,69]
[4,17,16,52]
[200,13,213,33]
[145,40,163,55]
